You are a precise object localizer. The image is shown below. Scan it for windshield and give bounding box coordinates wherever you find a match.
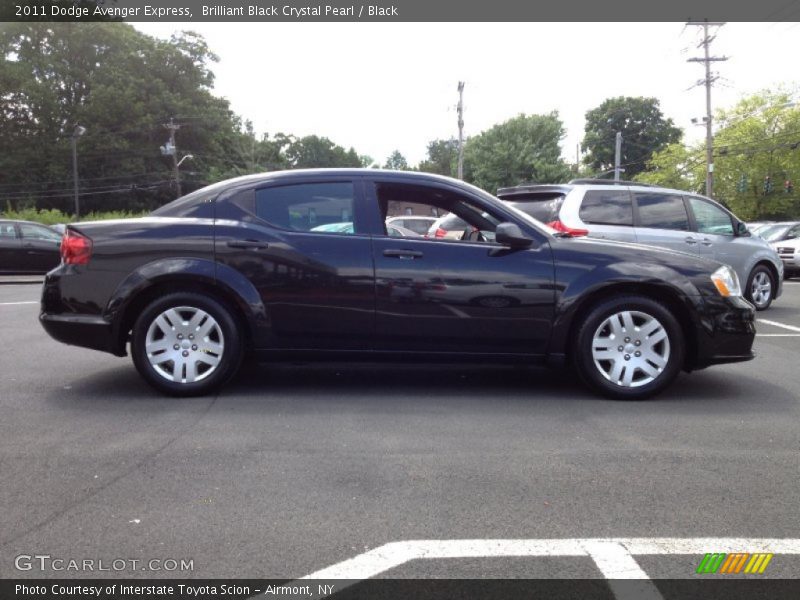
[760,224,791,241]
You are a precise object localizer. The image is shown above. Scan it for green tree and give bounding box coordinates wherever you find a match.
[462,112,571,192]
[383,150,409,170]
[0,23,241,213]
[284,135,361,169]
[417,138,458,176]
[582,97,682,179]
[638,90,800,220]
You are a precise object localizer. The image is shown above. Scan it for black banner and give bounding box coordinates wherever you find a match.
[2,0,798,22]
[4,579,800,600]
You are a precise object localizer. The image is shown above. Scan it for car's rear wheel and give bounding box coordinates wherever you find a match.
[746,265,775,310]
[131,292,243,396]
[573,295,684,400]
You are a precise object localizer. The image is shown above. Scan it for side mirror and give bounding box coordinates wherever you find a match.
[495,222,533,248]
[736,222,750,237]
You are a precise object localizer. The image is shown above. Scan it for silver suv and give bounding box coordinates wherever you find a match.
[497,179,784,310]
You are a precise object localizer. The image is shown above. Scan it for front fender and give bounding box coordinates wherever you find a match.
[548,261,704,357]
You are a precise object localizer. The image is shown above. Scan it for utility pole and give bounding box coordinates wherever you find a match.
[457,81,465,180]
[687,20,728,198]
[70,125,86,219]
[162,118,182,197]
[614,132,622,181]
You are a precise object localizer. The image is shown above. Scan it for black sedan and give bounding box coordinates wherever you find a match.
[0,219,62,274]
[40,169,755,399]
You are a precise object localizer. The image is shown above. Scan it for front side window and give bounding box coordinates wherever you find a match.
[255,182,356,234]
[376,182,499,243]
[579,190,633,226]
[20,224,61,241]
[688,197,734,236]
[635,193,690,231]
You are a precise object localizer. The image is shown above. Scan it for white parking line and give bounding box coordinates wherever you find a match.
[757,334,800,337]
[0,301,38,306]
[758,318,800,333]
[293,538,800,600]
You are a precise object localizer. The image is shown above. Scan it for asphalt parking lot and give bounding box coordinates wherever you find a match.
[1,281,800,588]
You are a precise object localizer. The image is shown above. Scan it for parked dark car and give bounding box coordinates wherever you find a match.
[40,169,756,399]
[0,219,62,274]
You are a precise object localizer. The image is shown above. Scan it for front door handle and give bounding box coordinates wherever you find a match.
[383,248,423,259]
[684,237,697,245]
[227,240,269,250]
[701,238,713,246]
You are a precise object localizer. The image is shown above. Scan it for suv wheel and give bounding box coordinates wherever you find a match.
[573,295,684,400]
[746,265,774,310]
[131,292,243,396]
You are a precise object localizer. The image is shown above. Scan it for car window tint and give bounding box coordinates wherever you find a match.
[0,223,17,238]
[505,193,565,224]
[578,190,633,226]
[255,182,356,234]
[20,224,61,241]
[688,197,734,235]
[635,193,690,231]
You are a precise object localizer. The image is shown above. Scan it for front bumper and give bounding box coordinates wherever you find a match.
[692,295,756,369]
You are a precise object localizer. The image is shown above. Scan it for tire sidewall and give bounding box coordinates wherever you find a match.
[574,296,685,400]
[131,293,242,396]
[746,265,774,311]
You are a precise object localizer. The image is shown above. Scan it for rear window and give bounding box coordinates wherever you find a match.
[505,193,565,223]
[579,190,633,226]
[255,182,355,233]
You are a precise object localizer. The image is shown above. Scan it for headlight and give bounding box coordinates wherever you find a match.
[710,265,742,297]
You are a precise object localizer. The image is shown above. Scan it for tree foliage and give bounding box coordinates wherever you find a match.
[383,150,409,170]
[418,138,458,177]
[462,113,571,192]
[638,90,800,220]
[582,97,682,179]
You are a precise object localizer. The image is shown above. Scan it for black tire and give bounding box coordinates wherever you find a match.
[745,265,775,311]
[131,292,243,397]
[572,295,685,400]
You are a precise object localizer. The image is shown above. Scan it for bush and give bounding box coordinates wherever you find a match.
[0,208,148,226]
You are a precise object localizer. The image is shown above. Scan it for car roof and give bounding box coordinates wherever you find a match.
[496,179,711,202]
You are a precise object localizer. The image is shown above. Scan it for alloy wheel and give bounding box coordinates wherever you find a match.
[750,271,772,308]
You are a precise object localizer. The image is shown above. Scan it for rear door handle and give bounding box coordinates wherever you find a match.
[684,237,697,245]
[226,240,269,250]
[383,249,423,259]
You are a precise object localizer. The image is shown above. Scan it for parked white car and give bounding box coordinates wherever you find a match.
[772,237,800,279]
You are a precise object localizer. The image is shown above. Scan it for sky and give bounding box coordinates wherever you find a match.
[135,22,798,168]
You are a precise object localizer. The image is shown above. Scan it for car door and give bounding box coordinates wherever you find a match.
[18,223,62,272]
[685,196,738,267]
[632,192,696,255]
[366,178,555,355]
[0,222,23,272]
[213,177,376,351]
[575,188,638,242]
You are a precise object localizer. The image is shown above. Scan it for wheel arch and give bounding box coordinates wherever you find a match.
[556,282,700,371]
[105,258,266,356]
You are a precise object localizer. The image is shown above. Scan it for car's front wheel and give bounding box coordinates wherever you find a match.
[573,295,684,400]
[131,292,243,396]
[746,265,775,310]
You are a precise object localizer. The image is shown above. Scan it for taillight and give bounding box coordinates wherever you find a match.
[546,220,589,237]
[61,229,93,265]
[434,227,447,238]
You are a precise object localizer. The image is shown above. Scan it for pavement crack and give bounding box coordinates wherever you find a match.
[0,392,221,549]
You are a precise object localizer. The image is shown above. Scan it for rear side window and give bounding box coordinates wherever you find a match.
[687,197,734,236]
[20,223,61,241]
[579,190,633,226]
[0,223,18,238]
[505,193,565,224]
[635,193,690,231]
[255,182,355,233]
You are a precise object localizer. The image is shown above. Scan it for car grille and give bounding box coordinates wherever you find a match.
[777,247,796,257]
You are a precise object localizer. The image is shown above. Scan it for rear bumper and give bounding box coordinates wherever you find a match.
[692,295,756,369]
[39,312,120,355]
